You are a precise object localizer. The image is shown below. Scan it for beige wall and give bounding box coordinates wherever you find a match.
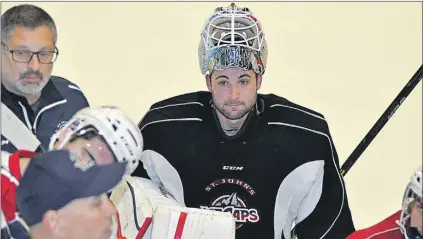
[2,2,422,230]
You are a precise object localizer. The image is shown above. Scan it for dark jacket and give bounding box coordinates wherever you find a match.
[1,76,89,152]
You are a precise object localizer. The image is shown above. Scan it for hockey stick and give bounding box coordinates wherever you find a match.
[340,64,423,177]
[1,102,41,152]
[291,64,422,239]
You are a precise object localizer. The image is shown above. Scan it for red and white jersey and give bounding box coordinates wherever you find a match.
[347,210,403,239]
[1,150,37,222]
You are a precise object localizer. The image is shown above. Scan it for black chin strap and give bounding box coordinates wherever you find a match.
[407,227,423,239]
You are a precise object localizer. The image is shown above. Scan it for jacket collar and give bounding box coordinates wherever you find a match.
[1,78,65,110]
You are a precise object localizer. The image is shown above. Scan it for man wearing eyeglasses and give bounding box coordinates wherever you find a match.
[1,4,89,153]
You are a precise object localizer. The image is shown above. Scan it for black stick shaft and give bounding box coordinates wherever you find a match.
[340,64,423,176]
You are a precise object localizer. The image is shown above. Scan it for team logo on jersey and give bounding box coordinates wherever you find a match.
[200,178,260,229]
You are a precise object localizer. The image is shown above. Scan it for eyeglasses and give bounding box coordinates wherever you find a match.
[1,42,59,64]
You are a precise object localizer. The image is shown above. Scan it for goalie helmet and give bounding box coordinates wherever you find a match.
[398,166,422,239]
[48,106,143,175]
[198,3,268,75]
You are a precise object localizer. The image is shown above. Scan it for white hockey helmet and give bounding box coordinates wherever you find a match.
[49,106,143,175]
[398,166,422,238]
[198,3,268,75]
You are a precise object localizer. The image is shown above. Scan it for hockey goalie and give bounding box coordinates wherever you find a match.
[110,150,236,239]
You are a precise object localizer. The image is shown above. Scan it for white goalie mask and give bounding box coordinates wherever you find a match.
[198,3,268,75]
[398,166,423,239]
[48,106,144,175]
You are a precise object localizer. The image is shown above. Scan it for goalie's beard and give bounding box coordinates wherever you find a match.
[108,215,118,239]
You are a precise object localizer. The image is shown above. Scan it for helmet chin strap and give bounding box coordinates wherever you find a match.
[406,227,423,239]
[397,215,411,239]
[396,215,423,239]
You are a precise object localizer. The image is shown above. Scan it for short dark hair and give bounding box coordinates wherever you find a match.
[1,4,57,44]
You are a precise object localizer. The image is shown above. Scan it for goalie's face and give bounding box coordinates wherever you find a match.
[51,128,117,166]
[410,199,423,235]
[63,136,117,165]
[206,68,262,120]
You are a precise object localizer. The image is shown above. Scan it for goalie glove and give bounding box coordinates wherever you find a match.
[110,176,235,239]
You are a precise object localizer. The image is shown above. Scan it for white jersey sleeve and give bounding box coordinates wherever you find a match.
[140,149,186,205]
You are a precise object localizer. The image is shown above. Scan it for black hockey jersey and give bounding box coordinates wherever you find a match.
[134,91,355,239]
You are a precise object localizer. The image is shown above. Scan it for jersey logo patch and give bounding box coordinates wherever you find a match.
[200,178,260,229]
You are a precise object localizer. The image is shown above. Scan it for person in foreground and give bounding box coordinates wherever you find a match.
[17,150,125,239]
[1,106,144,239]
[347,166,422,239]
[132,3,355,239]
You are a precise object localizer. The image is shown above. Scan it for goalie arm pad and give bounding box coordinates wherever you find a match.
[110,176,236,239]
[151,205,236,239]
[110,176,182,239]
